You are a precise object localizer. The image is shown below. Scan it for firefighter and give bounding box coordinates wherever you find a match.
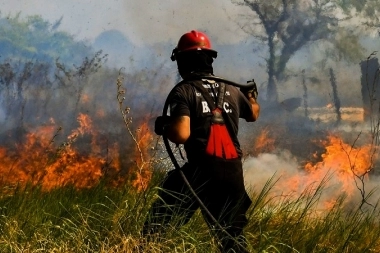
[142,30,260,253]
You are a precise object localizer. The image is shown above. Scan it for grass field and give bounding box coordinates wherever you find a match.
[0,169,379,253]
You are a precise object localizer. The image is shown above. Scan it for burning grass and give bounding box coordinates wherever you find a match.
[0,111,158,194]
[0,114,122,191]
[0,110,379,252]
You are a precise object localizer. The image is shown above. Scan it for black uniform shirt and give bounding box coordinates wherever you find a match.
[168,78,253,161]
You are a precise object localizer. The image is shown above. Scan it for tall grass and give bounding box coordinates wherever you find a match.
[1,54,379,252]
[0,170,379,253]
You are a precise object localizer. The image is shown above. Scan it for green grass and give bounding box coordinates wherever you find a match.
[0,170,379,253]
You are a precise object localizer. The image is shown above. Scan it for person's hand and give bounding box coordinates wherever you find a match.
[154,116,171,136]
[240,80,258,100]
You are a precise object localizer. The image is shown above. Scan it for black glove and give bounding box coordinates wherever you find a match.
[154,116,171,136]
[240,79,258,100]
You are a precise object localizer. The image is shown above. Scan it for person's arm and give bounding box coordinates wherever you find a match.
[165,115,190,144]
[154,85,192,144]
[246,95,260,122]
[239,83,260,122]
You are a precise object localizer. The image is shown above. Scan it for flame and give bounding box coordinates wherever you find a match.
[280,134,375,208]
[131,121,154,192]
[68,113,93,140]
[253,127,275,155]
[303,134,372,195]
[0,113,122,191]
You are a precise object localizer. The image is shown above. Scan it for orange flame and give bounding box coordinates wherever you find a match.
[253,127,275,155]
[131,121,154,192]
[303,134,372,196]
[0,113,121,191]
[276,134,376,208]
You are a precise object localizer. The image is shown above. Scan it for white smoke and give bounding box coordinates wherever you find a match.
[0,0,250,46]
[243,149,380,210]
[243,149,301,192]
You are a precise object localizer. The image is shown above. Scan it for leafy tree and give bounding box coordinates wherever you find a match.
[233,0,379,102]
[0,13,92,65]
[0,13,106,132]
[338,0,380,28]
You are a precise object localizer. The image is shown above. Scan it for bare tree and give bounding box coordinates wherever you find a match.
[233,0,378,102]
[344,52,380,210]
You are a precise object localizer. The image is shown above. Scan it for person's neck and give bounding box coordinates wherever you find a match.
[181,71,213,80]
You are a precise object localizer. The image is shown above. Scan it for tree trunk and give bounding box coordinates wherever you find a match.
[329,68,341,124]
[266,32,278,103]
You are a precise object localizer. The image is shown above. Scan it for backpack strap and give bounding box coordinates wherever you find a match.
[216,81,226,109]
[191,79,226,123]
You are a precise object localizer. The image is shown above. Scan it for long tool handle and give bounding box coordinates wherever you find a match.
[187,74,256,88]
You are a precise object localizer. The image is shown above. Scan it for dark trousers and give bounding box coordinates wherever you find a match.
[142,157,252,253]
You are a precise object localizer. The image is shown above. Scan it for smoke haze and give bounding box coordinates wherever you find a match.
[0,0,249,45]
[244,148,380,209]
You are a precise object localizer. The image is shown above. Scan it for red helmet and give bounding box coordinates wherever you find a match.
[171,30,217,61]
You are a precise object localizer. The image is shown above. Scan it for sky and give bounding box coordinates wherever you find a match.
[0,0,250,46]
